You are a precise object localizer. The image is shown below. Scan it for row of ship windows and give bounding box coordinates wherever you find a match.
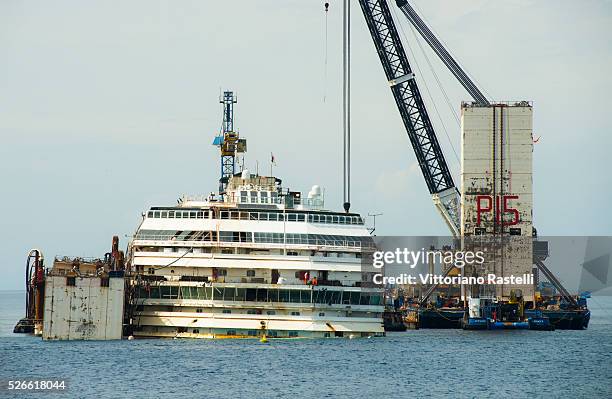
[135,230,374,248]
[137,286,383,306]
[146,210,364,225]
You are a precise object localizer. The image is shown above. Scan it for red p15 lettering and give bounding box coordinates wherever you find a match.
[476,195,519,226]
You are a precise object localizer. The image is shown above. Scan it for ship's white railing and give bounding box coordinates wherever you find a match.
[133,235,374,249]
[134,231,373,247]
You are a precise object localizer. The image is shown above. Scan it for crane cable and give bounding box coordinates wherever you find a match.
[323,2,329,103]
[152,247,194,270]
[410,1,493,102]
[390,4,460,166]
[342,0,351,212]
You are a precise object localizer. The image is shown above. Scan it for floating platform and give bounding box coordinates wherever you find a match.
[418,308,464,329]
[525,309,590,330]
[385,307,590,331]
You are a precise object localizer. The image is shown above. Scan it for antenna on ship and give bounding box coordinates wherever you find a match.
[213,90,247,196]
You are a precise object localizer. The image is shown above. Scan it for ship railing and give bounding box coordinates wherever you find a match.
[133,235,375,249]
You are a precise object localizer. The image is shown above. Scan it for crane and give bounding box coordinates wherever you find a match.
[355,1,583,311]
[357,0,490,237]
[212,91,247,195]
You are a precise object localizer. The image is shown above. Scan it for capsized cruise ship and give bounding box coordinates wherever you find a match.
[126,89,384,339]
[129,171,385,338]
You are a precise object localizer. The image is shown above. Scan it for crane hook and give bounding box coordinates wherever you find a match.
[325,2,329,12]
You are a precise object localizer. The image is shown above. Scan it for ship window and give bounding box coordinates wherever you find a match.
[222,309,232,314]
[193,329,199,334]
[196,308,203,313]
[290,290,301,303]
[223,288,235,301]
[256,288,268,302]
[290,312,300,316]
[218,269,227,276]
[239,212,249,220]
[181,286,195,299]
[247,309,257,315]
[161,286,178,299]
[278,290,290,302]
[161,211,168,218]
[175,211,182,219]
[66,277,76,286]
[318,312,325,317]
[227,330,237,335]
[221,211,229,219]
[168,211,175,218]
[267,289,278,302]
[189,211,196,218]
[154,211,161,218]
[147,211,154,218]
[268,213,277,221]
[287,213,297,222]
[240,191,247,202]
[230,212,239,220]
[250,212,259,220]
[196,287,211,300]
[148,287,160,299]
[197,211,203,218]
[235,288,246,301]
[246,270,255,277]
[297,214,305,222]
[148,268,154,275]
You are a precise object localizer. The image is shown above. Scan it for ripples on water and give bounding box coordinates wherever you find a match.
[1,291,611,398]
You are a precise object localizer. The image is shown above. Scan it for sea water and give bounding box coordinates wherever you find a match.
[1,290,611,398]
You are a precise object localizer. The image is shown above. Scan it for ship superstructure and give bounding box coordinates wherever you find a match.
[128,171,384,338]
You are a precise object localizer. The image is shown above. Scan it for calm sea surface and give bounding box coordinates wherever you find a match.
[1,290,611,398]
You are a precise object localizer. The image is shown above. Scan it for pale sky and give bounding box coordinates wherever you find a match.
[1,0,611,290]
